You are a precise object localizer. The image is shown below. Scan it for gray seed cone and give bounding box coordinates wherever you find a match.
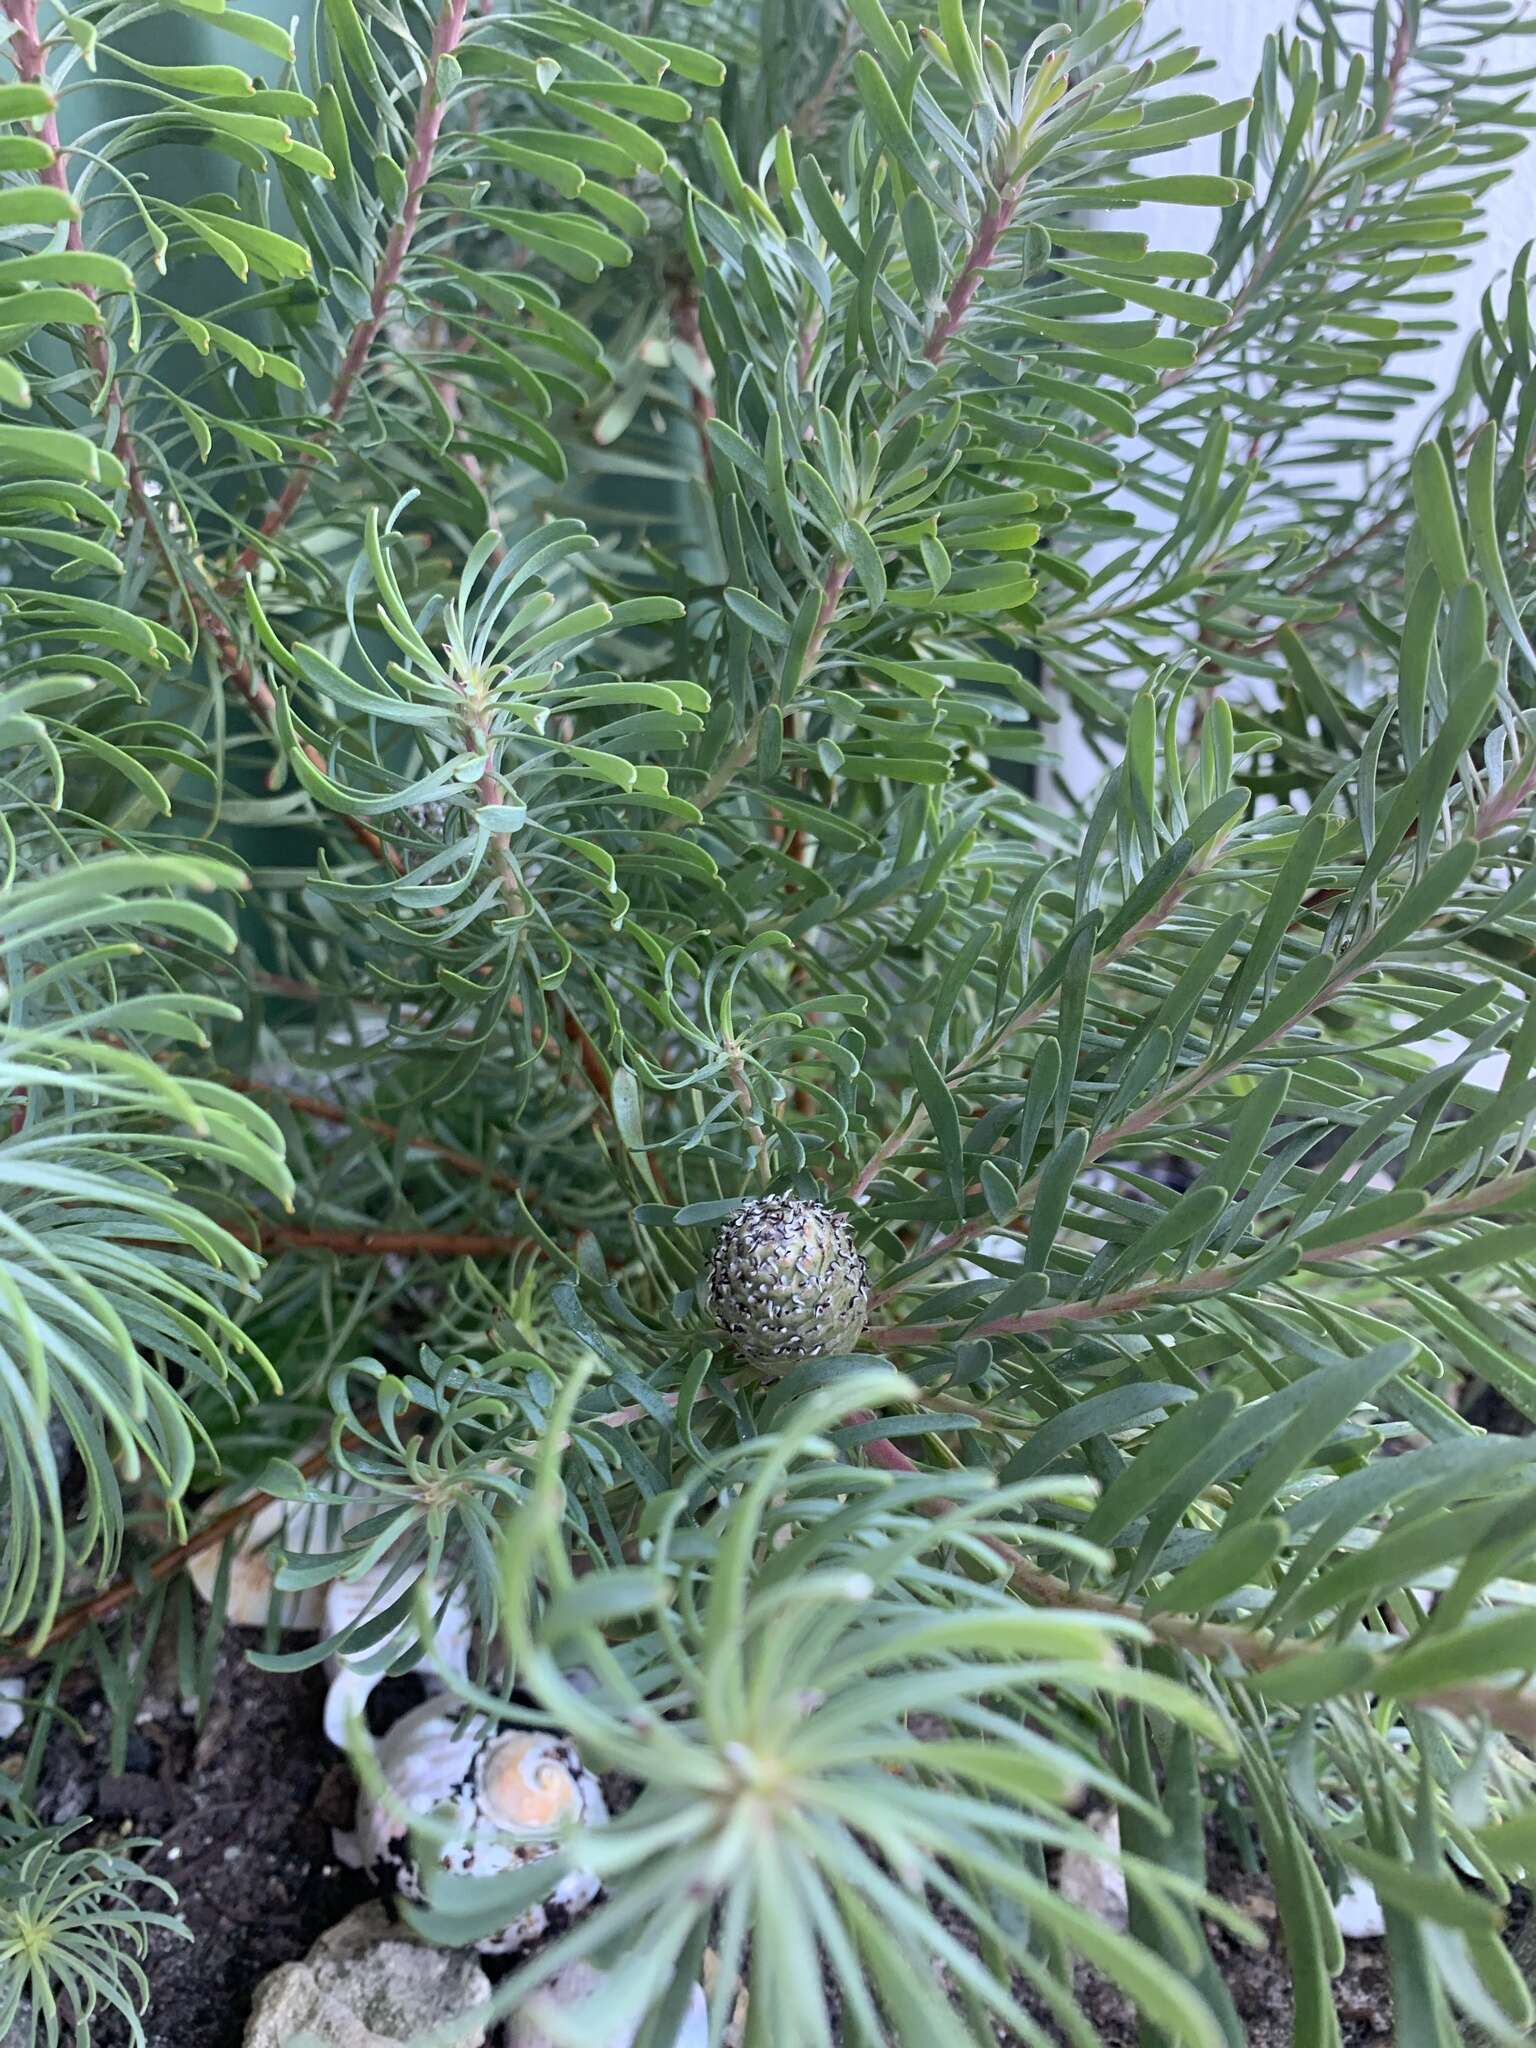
[705,1196,870,1366]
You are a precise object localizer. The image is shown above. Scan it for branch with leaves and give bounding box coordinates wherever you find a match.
[6,0,1536,2043]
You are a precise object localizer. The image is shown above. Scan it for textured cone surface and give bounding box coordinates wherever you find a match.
[705,1196,869,1365]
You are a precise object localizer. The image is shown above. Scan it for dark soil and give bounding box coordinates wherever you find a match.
[7,1634,372,2048]
[1034,1825,1394,2047]
[4,1634,1396,2046]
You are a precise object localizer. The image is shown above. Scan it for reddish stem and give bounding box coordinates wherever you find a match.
[3,0,388,858]
[876,1164,1536,1349]
[688,183,1018,823]
[686,555,854,819]
[852,1422,1272,1664]
[1383,2,1413,122]
[671,277,716,479]
[852,1422,1536,1733]
[229,1076,525,1195]
[6,0,140,483]
[791,13,858,143]
[924,191,1018,363]
[808,555,853,663]
[0,1439,339,1666]
[226,0,472,581]
[795,310,823,389]
[255,1223,535,1257]
[0,1385,675,1672]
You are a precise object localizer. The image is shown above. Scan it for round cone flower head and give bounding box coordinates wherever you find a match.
[705,1195,870,1366]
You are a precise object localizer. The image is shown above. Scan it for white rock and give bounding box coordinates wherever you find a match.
[505,1963,708,2048]
[354,1700,607,1956]
[243,1904,491,2047]
[1056,1809,1129,1933]
[245,1961,374,2048]
[1333,1873,1386,1940]
[188,1468,388,1631]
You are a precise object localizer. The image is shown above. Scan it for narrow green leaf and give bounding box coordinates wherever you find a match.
[910,1038,964,1223]
[1023,1127,1088,1276]
[1409,440,1469,592]
[1143,1519,1284,1617]
[1466,422,1536,669]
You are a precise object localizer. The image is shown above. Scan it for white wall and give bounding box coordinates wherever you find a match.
[1044,3,1534,798]
[1137,1,1533,450]
[1053,4,1531,1087]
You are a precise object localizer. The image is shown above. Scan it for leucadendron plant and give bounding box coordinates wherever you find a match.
[5,0,1536,2041]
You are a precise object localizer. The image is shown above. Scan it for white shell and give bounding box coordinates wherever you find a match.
[321,1564,474,1747]
[355,1699,608,1956]
[505,1963,707,2048]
